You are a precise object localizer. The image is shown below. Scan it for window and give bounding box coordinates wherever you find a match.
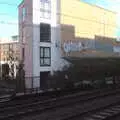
[40,23,51,42]
[22,48,25,61]
[12,36,18,41]
[22,7,26,21]
[9,44,13,50]
[40,47,51,66]
[40,0,51,19]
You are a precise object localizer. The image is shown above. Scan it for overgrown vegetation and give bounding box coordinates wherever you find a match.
[47,58,120,90]
[0,62,25,94]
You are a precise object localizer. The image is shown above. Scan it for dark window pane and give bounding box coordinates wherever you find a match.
[40,23,51,42]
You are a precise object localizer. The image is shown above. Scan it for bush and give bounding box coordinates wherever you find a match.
[47,59,117,90]
[47,65,80,89]
[47,70,67,89]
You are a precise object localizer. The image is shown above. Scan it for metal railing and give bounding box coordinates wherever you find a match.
[0,75,120,95]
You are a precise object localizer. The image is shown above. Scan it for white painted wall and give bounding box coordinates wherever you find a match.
[32,0,68,73]
[32,0,54,88]
[51,0,69,74]
[19,0,69,89]
[32,0,69,88]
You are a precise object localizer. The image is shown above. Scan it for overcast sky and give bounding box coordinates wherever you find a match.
[0,0,120,38]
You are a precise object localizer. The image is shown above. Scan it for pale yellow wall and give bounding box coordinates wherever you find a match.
[60,0,117,39]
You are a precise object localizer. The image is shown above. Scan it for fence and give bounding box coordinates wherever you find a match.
[0,76,50,95]
[1,75,120,95]
[24,76,41,93]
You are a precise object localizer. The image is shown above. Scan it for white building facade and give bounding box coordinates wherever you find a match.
[19,0,67,89]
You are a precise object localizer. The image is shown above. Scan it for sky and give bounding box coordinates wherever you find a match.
[0,0,120,38]
[0,0,22,38]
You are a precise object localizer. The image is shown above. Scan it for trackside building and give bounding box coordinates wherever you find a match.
[19,0,119,89]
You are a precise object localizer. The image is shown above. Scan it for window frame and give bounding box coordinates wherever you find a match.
[40,0,51,19]
[40,47,51,66]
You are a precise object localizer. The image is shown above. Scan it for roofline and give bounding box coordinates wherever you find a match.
[18,0,24,8]
[0,42,20,45]
[80,0,117,14]
[18,0,116,14]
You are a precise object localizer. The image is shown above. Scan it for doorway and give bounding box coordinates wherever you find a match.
[40,71,50,90]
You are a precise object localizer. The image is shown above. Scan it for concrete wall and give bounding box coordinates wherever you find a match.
[19,0,33,88]
[60,0,117,57]
[60,0,117,39]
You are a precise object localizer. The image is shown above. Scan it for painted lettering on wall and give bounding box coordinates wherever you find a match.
[63,41,85,53]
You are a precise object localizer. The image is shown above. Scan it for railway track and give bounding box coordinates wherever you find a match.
[0,94,13,103]
[83,104,120,120]
[60,101,120,120]
[0,87,111,108]
[0,87,120,120]
[0,87,118,108]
